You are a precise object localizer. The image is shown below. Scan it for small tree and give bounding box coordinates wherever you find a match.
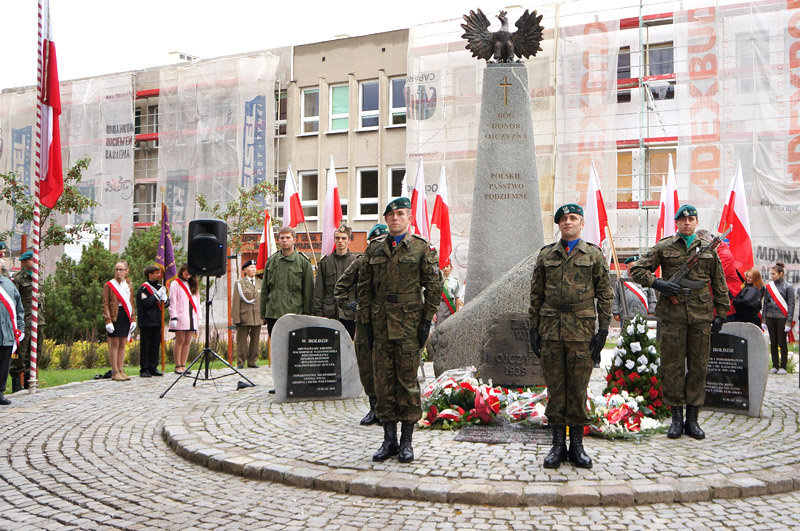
[195,180,279,255]
[0,158,99,251]
[121,224,186,284]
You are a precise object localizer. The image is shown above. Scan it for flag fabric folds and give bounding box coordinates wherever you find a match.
[410,162,430,239]
[38,0,63,209]
[282,165,305,228]
[655,154,679,243]
[321,155,343,256]
[430,165,451,269]
[583,162,609,246]
[718,161,754,273]
[256,209,277,274]
[156,203,178,288]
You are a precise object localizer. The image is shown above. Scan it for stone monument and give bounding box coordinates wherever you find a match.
[270,314,363,403]
[476,313,544,387]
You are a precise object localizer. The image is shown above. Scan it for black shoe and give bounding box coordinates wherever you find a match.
[10,375,22,394]
[372,422,399,461]
[398,422,415,463]
[149,369,163,377]
[360,397,380,426]
[139,371,152,378]
[543,426,567,469]
[667,406,684,439]
[237,364,244,369]
[247,364,259,368]
[0,396,10,405]
[568,427,593,469]
[684,405,706,440]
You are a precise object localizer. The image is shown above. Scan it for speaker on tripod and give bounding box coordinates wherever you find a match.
[188,219,227,277]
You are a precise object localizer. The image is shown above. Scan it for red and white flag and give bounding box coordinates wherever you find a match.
[38,0,63,209]
[321,155,343,256]
[430,165,451,269]
[410,161,430,238]
[717,161,754,273]
[655,154,679,243]
[583,161,609,246]
[282,165,304,228]
[256,209,277,274]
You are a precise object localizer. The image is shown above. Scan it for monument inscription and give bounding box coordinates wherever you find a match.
[704,332,749,411]
[287,326,342,399]
[477,314,544,388]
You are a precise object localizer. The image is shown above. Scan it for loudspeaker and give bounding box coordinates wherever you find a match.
[188,219,227,276]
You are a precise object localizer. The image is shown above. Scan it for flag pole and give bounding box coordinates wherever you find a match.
[604,226,629,322]
[300,220,317,267]
[159,202,167,373]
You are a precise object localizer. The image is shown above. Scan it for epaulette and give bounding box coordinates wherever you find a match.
[298,251,310,261]
[586,241,602,250]
[410,233,430,243]
[657,235,674,243]
[540,242,557,251]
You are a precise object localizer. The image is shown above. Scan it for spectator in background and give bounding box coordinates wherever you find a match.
[10,250,35,392]
[136,265,168,378]
[434,261,463,327]
[732,268,763,327]
[313,225,357,338]
[232,260,262,369]
[612,256,656,325]
[260,226,313,335]
[102,261,136,381]
[697,230,741,319]
[169,264,200,375]
[762,262,794,375]
[0,272,24,405]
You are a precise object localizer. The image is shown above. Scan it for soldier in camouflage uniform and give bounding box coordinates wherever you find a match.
[334,223,389,426]
[11,251,34,393]
[529,204,612,469]
[630,204,728,440]
[313,224,358,338]
[358,198,442,463]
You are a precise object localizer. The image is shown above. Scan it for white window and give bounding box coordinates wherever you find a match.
[275,90,287,136]
[388,166,407,199]
[389,77,407,125]
[329,84,349,132]
[298,170,319,220]
[301,88,319,134]
[359,80,379,129]
[357,168,379,218]
[133,183,157,223]
[645,42,674,100]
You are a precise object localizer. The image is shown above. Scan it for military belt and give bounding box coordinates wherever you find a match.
[545,299,595,312]
[375,293,421,303]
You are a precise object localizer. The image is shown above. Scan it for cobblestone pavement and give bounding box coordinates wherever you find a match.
[2,361,800,529]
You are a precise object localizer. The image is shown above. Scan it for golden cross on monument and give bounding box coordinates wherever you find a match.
[499,76,512,106]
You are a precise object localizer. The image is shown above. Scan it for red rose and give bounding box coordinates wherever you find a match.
[653,399,663,407]
[615,370,624,380]
[606,374,613,382]
[629,373,638,382]
[650,376,658,386]
[649,387,659,399]
[611,387,619,394]
[617,378,625,386]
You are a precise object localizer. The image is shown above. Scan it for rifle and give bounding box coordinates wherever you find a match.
[668,226,732,305]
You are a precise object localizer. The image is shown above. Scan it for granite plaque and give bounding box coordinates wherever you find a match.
[454,416,550,444]
[287,326,342,399]
[704,332,748,411]
[477,313,544,388]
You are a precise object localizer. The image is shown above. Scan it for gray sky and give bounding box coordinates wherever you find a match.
[0,0,516,90]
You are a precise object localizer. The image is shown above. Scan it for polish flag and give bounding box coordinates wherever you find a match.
[582,161,609,246]
[282,165,304,228]
[38,0,63,209]
[256,209,277,274]
[430,165,451,269]
[410,161,430,239]
[321,155,343,256]
[717,161,754,272]
[655,154,679,243]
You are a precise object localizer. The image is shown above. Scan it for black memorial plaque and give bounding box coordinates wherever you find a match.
[287,326,342,399]
[704,332,749,411]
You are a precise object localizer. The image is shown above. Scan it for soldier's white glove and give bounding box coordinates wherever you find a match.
[157,286,167,301]
[785,324,792,333]
[129,322,137,334]
[761,323,768,331]
[106,323,115,334]
[17,332,24,343]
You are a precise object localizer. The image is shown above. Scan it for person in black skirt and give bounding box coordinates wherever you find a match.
[102,261,137,381]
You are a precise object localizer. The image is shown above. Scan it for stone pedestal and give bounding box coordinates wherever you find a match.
[464,62,544,302]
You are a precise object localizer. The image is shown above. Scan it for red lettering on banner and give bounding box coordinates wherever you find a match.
[687,26,716,54]
[689,54,717,79]
[691,146,720,192]
[790,11,800,181]
[790,0,800,10]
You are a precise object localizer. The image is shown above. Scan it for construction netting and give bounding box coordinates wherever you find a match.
[406,0,800,285]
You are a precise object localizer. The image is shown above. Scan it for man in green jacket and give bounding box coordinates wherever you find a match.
[313,224,358,337]
[260,226,313,335]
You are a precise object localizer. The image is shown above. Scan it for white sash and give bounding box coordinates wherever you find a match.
[766,281,789,318]
[107,279,133,320]
[623,280,649,313]
[0,283,21,354]
[237,278,256,305]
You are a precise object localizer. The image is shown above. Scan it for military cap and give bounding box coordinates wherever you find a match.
[335,224,352,238]
[241,259,256,269]
[383,197,411,216]
[674,204,699,220]
[19,250,33,261]
[367,223,389,240]
[623,256,639,264]
[554,203,584,223]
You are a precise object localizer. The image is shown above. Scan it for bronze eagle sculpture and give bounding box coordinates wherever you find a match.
[461,9,544,63]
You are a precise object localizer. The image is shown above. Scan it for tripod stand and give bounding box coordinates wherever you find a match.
[160,276,255,398]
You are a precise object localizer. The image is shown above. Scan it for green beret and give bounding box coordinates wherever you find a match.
[383,197,411,216]
[674,204,698,220]
[623,256,639,264]
[20,251,33,261]
[554,203,583,223]
[367,223,389,240]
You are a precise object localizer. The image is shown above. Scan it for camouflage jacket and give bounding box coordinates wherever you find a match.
[528,240,613,341]
[334,254,363,323]
[357,233,442,341]
[313,250,358,320]
[259,250,313,320]
[629,234,729,324]
[12,269,33,324]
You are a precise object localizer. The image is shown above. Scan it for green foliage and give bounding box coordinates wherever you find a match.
[120,224,186,284]
[196,180,279,254]
[0,158,99,251]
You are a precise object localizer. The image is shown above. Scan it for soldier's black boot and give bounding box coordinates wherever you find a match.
[568,427,593,469]
[360,397,379,426]
[11,374,22,394]
[398,422,415,463]
[543,426,567,469]
[23,372,29,390]
[684,405,706,440]
[667,406,684,439]
[372,422,399,461]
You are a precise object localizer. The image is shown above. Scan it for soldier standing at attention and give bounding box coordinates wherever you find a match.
[334,223,389,426]
[529,204,612,469]
[232,260,262,369]
[630,204,728,440]
[313,224,358,338]
[11,250,34,392]
[358,198,442,463]
[260,226,313,335]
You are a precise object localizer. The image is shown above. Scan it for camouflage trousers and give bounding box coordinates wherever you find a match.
[10,329,31,383]
[659,320,711,407]
[372,338,422,423]
[354,320,375,399]
[540,340,593,426]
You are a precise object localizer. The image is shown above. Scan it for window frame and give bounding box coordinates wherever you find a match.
[356,167,379,220]
[359,80,379,130]
[389,77,407,126]
[275,90,287,136]
[329,83,350,132]
[301,88,319,134]
[297,170,319,221]
[133,183,157,224]
[388,166,407,200]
